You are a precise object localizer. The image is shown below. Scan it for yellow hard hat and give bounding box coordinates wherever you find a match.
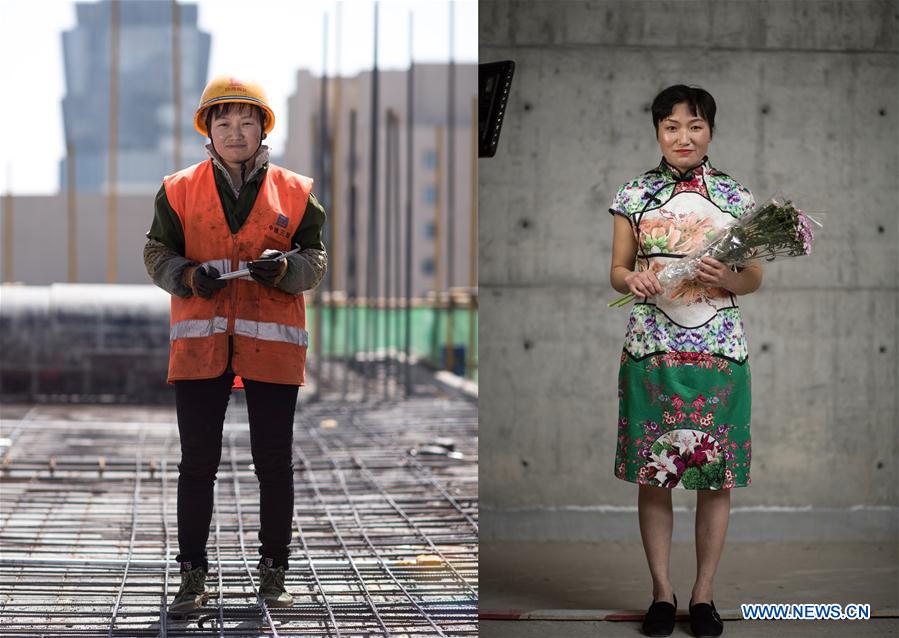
[193,75,276,137]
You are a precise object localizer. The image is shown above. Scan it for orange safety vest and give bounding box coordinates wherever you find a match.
[163,159,313,385]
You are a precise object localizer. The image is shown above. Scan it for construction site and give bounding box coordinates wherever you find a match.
[0,0,478,635]
[0,359,478,637]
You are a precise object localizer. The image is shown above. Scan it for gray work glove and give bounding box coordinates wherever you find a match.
[247,249,289,288]
[183,263,227,298]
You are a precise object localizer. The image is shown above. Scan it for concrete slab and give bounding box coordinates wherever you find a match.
[480,618,899,637]
[480,541,898,614]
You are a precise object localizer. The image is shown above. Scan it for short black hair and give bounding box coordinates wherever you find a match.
[205,102,266,137]
[651,85,716,138]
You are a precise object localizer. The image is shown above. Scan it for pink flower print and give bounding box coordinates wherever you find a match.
[730,441,738,449]
[618,416,628,430]
[716,424,728,437]
[723,468,735,489]
[617,462,626,477]
[700,413,714,427]
[724,450,734,461]
[663,411,676,425]
[671,394,685,410]
[637,465,649,485]
[692,395,706,410]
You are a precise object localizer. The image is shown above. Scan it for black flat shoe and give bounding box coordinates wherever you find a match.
[689,598,723,637]
[642,593,677,637]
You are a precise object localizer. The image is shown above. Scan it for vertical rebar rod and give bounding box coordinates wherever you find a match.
[365,1,381,400]
[382,110,393,401]
[392,112,402,392]
[404,11,415,397]
[331,2,343,309]
[468,95,478,380]
[66,143,77,283]
[315,12,329,397]
[431,126,444,366]
[310,117,323,400]
[446,0,456,320]
[1,167,10,283]
[344,109,358,401]
[106,0,120,284]
[445,285,455,374]
[171,0,182,172]
[444,2,458,376]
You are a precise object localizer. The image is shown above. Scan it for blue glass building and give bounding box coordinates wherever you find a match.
[60,0,210,193]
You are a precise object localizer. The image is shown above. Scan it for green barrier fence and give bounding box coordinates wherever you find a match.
[306,303,478,381]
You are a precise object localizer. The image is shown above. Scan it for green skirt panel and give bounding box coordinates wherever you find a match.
[614,350,751,490]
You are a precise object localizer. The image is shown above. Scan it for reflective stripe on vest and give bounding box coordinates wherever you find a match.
[234,319,309,347]
[171,316,308,347]
[170,316,228,340]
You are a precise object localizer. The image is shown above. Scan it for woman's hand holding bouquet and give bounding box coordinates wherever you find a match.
[610,196,821,308]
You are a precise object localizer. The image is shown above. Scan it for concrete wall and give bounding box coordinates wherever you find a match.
[479,0,898,539]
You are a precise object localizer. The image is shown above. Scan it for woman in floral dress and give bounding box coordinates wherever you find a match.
[609,85,762,637]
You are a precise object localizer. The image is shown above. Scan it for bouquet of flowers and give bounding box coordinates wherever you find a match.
[609,196,821,308]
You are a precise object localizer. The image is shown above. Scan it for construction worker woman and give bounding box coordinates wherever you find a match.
[143,75,327,615]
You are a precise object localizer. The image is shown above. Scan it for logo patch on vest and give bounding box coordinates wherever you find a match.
[268,212,291,240]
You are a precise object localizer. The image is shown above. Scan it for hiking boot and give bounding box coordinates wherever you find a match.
[168,565,209,616]
[258,562,293,607]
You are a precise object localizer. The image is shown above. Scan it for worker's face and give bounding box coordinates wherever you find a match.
[209,105,262,167]
[657,101,712,173]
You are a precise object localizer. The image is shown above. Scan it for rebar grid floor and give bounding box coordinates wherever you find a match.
[0,385,478,636]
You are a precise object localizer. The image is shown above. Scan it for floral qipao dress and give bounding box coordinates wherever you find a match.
[611,156,755,490]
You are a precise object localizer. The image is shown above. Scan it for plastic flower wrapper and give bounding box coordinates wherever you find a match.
[609,195,822,308]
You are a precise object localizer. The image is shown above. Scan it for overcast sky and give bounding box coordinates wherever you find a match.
[0,0,477,195]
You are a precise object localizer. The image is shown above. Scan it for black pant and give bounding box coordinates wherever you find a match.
[173,365,298,572]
